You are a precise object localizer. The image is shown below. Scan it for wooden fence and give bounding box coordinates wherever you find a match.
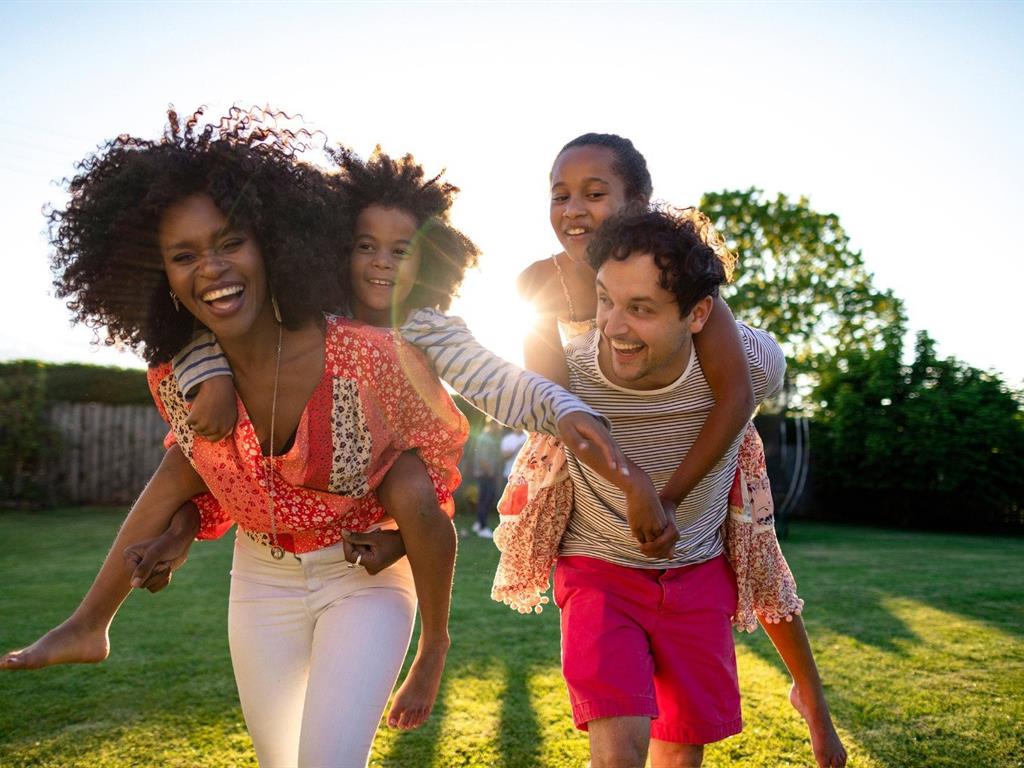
[47,402,168,505]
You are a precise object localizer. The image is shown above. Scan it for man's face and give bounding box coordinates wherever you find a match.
[595,252,710,391]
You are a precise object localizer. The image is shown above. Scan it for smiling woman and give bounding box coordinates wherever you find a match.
[7,106,476,768]
[48,107,346,365]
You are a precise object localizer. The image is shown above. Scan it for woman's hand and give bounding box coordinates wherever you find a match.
[122,501,199,592]
[341,529,407,575]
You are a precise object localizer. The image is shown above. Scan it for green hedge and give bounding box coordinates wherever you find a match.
[0,360,150,405]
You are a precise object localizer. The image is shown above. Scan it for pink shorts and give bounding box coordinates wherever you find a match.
[553,554,742,744]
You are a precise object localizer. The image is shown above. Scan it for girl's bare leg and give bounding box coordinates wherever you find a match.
[759,615,847,768]
[375,452,456,730]
[1,446,204,670]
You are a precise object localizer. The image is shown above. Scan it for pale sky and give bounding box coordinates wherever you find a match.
[1,2,1021,385]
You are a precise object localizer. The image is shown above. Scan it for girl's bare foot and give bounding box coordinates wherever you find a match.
[790,683,848,767]
[0,619,109,670]
[386,640,448,730]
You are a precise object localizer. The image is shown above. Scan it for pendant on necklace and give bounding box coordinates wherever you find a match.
[271,545,285,560]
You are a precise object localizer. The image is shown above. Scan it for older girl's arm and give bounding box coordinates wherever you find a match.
[660,297,755,506]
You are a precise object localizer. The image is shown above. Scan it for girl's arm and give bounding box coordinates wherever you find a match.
[171,332,238,441]
[399,307,628,480]
[519,262,571,388]
[1,446,208,670]
[659,296,755,506]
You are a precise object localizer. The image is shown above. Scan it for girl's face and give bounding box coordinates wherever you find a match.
[550,145,629,262]
[349,204,421,327]
[159,193,272,340]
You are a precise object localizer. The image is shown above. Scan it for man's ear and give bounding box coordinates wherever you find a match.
[686,295,714,333]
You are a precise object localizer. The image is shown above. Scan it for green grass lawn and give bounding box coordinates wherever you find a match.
[1,508,1021,767]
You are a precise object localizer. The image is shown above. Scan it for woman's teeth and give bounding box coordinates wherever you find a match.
[202,285,243,303]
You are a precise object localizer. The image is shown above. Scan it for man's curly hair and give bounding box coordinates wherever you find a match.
[586,205,736,316]
[49,106,348,364]
[330,146,479,313]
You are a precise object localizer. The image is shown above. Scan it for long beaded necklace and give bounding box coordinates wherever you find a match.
[267,321,285,560]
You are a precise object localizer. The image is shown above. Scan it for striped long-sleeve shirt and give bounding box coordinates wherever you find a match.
[171,308,602,436]
[560,323,786,568]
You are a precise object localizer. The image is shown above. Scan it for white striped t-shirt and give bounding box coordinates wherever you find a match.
[560,323,785,568]
[171,308,603,437]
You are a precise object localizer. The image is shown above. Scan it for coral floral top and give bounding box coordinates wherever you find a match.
[147,315,468,554]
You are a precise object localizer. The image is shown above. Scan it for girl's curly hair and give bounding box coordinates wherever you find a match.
[586,205,735,316]
[49,106,348,364]
[329,146,479,313]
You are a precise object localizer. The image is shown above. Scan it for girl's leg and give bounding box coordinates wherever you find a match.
[298,555,417,766]
[759,615,847,768]
[376,452,456,730]
[1,446,202,670]
[227,533,313,768]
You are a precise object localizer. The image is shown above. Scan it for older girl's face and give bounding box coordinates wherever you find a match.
[159,193,271,339]
[550,145,629,263]
[349,204,421,327]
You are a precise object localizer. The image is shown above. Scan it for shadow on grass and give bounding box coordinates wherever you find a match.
[736,522,1024,768]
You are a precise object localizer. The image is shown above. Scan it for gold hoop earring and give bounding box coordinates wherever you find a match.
[169,291,180,312]
[271,295,282,323]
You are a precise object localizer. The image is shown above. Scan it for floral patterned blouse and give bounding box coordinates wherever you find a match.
[147,315,468,554]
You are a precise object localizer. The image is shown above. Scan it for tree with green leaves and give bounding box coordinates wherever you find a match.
[812,331,1024,529]
[700,188,905,404]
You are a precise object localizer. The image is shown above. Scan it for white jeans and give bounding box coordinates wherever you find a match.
[228,531,417,768]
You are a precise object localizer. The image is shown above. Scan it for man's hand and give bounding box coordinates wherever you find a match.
[186,375,237,442]
[122,502,199,593]
[556,412,629,484]
[341,529,407,575]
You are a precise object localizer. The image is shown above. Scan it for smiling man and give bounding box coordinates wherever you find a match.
[556,206,786,768]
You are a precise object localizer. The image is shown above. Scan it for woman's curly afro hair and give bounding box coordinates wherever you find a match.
[329,146,479,313]
[49,106,348,364]
[586,205,735,316]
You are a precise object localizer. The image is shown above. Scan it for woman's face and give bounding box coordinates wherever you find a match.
[549,145,629,262]
[159,194,271,339]
[349,204,421,327]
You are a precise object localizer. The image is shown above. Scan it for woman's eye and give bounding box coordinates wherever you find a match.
[357,242,375,252]
[171,252,195,264]
[222,238,244,251]
[597,295,611,306]
[587,192,606,200]
[551,194,568,204]
[394,248,410,259]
